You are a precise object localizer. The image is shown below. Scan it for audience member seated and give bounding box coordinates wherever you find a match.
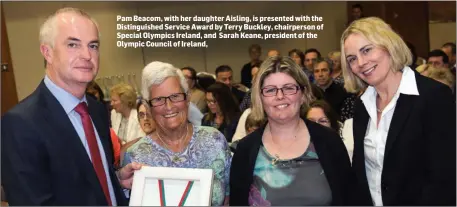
[202,82,241,143]
[313,58,349,117]
[241,44,262,88]
[306,100,342,134]
[123,61,231,206]
[419,64,455,92]
[196,72,216,91]
[328,51,344,86]
[181,66,207,113]
[240,63,260,112]
[230,56,351,206]
[304,48,322,82]
[119,99,157,164]
[441,42,456,74]
[427,49,450,69]
[230,111,264,152]
[215,65,246,103]
[267,49,280,57]
[288,49,311,80]
[110,83,145,145]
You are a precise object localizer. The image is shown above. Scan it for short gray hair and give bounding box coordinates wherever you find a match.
[39,7,100,48]
[141,61,189,100]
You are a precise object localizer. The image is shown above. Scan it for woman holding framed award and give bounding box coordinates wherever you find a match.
[229,56,352,206]
[122,61,232,206]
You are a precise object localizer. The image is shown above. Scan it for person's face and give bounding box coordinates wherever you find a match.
[330,55,341,71]
[267,50,279,57]
[41,13,100,87]
[305,52,318,71]
[249,48,261,61]
[306,107,331,128]
[205,92,220,114]
[149,77,189,131]
[428,56,447,68]
[182,69,195,89]
[290,52,303,66]
[442,46,456,65]
[352,7,362,19]
[314,62,332,87]
[110,93,124,113]
[251,67,259,80]
[138,104,156,135]
[261,72,304,124]
[344,33,392,87]
[216,71,233,87]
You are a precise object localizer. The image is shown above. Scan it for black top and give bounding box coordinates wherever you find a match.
[351,71,456,205]
[232,87,246,105]
[229,118,352,206]
[241,62,253,88]
[201,113,240,143]
[322,81,349,117]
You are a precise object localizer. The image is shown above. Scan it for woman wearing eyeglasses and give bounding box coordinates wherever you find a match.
[306,100,342,134]
[122,61,231,206]
[202,82,241,143]
[230,56,352,206]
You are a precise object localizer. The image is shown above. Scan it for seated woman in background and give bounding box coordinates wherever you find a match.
[306,100,342,134]
[119,99,156,164]
[202,82,241,143]
[230,56,352,206]
[110,83,145,145]
[123,61,231,206]
[181,66,207,113]
[417,64,455,91]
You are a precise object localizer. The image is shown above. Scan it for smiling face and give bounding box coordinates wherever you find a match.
[344,33,393,87]
[149,77,189,131]
[261,72,304,124]
[42,12,100,89]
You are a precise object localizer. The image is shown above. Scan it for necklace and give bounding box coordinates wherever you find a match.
[156,123,189,162]
[268,123,301,165]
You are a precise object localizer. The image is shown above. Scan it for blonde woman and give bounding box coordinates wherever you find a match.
[110,83,145,145]
[342,17,455,205]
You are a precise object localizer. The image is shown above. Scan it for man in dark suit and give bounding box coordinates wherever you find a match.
[1,7,140,205]
[215,65,246,104]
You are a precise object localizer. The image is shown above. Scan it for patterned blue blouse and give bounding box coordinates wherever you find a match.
[122,125,232,206]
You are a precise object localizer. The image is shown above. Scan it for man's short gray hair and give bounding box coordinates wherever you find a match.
[39,7,100,48]
[141,61,189,100]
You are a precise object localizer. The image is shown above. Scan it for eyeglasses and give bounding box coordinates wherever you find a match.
[261,84,303,97]
[138,111,152,120]
[148,93,187,107]
[309,118,330,125]
[206,99,217,105]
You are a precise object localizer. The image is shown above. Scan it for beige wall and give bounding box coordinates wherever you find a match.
[429,22,456,53]
[4,1,347,100]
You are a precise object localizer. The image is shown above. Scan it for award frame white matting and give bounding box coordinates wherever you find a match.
[129,166,214,206]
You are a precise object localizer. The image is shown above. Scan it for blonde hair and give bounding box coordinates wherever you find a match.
[250,56,315,123]
[110,83,137,109]
[340,17,412,93]
[39,7,100,48]
[420,64,455,89]
[328,51,341,59]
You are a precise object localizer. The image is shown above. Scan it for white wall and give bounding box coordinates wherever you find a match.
[4,1,347,100]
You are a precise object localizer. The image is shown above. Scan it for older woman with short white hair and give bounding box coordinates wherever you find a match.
[122,61,231,206]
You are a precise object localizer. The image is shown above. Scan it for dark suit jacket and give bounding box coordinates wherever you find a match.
[351,72,456,205]
[230,119,352,206]
[322,81,349,117]
[1,81,127,206]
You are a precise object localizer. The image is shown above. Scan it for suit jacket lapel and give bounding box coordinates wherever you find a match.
[384,94,415,161]
[38,82,108,205]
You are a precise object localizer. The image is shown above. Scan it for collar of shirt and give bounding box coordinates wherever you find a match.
[318,79,334,91]
[361,66,419,114]
[44,75,88,114]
